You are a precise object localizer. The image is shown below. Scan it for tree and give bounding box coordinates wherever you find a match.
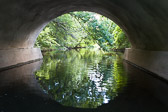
[35,11,130,51]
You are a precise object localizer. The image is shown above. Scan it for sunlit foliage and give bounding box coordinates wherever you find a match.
[35,11,130,51]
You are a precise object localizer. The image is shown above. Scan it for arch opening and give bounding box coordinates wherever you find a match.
[35,11,130,52]
[0,0,168,82]
[0,0,168,50]
[34,11,130,108]
[1,0,168,111]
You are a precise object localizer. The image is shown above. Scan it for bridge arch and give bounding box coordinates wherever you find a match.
[0,0,168,80]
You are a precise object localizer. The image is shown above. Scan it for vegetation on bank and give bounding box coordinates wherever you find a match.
[35,11,130,51]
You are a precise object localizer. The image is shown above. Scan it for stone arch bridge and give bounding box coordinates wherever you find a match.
[0,0,168,80]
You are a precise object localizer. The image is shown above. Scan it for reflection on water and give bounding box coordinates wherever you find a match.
[1,50,168,112]
[35,49,127,108]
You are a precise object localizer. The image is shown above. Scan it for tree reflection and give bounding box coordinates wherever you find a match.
[35,49,127,108]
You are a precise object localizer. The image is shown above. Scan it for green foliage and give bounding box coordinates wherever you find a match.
[112,26,131,49]
[35,27,59,49]
[70,12,114,51]
[35,11,130,51]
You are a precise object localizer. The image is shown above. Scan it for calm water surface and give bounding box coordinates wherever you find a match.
[0,49,168,112]
[35,49,127,108]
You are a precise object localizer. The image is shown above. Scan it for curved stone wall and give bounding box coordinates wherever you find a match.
[0,0,168,50]
[0,0,168,80]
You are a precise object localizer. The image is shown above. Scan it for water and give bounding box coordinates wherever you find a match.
[0,49,168,112]
[35,49,127,108]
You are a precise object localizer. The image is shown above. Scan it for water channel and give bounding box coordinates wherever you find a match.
[0,49,168,112]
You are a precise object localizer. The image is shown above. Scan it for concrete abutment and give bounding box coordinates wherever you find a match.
[124,48,168,81]
[0,48,43,70]
[0,0,168,80]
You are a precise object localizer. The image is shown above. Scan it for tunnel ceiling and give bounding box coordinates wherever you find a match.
[0,0,168,50]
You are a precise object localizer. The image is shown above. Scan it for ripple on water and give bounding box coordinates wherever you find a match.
[35,49,128,108]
